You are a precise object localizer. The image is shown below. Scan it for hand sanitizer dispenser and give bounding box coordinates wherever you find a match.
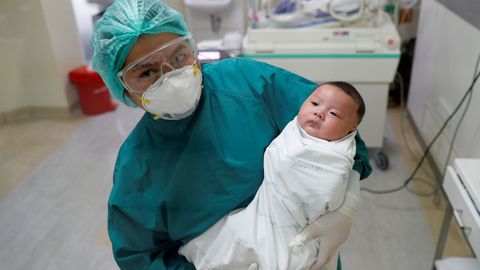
[184,0,232,13]
[184,0,246,41]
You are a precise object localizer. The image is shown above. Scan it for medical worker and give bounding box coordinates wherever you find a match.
[91,0,372,269]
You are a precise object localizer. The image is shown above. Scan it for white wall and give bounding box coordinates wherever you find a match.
[0,2,26,113]
[407,0,480,170]
[165,0,186,15]
[0,0,93,117]
[35,0,82,108]
[41,0,101,106]
[70,0,105,63]
[0,0,66,114]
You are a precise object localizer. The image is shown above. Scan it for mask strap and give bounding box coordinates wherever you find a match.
[129,91,163,120]
[129,91,151,107]
[193,63,200,77]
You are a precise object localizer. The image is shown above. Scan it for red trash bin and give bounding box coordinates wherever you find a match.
[69,66,117,116]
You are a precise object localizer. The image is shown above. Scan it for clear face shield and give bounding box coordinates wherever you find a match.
[117,35,199,94]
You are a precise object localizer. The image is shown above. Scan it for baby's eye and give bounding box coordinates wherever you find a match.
[330,111,339,117]
[311,101,318,106]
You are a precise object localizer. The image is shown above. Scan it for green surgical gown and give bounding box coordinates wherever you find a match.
[108,57,372,269]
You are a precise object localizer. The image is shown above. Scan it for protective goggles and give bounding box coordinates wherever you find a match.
[117,35,198,93]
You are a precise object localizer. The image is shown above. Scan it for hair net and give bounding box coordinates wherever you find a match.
[91,0,191,106]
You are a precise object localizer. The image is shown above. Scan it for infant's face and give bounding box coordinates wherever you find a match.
[297,84,359,141]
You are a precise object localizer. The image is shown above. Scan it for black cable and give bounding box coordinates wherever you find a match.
[431,55,479,204]
[400,54,477,199]
[362,53,480,195]
[397,71,438,197]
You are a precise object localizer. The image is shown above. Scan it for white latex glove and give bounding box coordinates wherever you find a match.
[318,248,339,270]
[247,262,259,270]
[289,170,360,270]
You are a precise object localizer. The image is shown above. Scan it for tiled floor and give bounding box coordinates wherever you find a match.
[0,105,143,270]
[385,106,472,259]
[0,117,87,199]
[0,103,474,269]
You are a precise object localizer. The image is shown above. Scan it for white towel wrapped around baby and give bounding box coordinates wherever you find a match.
[179,118,356,270]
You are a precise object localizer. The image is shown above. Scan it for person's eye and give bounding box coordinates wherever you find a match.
[330,111,339,117]
[311,101,318,106]
[171,53,187,67]
[139,70,158,79]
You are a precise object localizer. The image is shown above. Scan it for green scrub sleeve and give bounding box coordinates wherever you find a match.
[353,132,372,180]
[108,204,196,270]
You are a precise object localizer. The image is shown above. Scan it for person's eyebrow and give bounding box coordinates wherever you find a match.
[129,43,189,73]
[130,62,154,72]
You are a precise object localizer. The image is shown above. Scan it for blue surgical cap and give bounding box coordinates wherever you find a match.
[91,0,191,106]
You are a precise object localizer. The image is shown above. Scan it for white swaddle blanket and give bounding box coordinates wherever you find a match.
[179,118,356,270]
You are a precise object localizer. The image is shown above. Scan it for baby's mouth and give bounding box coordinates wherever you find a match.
[308,120,320,129]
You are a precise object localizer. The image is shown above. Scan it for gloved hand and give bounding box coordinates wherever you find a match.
[289,170,360,270]
[316,248,339,270]
[247,262,259,270]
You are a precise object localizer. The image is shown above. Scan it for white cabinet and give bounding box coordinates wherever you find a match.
[433,158,480,269]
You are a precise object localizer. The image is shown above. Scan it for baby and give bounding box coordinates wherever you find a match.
[180,81,365,270]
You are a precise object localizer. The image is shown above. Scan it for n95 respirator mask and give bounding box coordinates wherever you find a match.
[140,63,202,120]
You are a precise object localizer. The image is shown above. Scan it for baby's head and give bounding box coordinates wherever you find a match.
[297,81,365,141]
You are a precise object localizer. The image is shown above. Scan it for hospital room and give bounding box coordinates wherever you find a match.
[1,0,480,269]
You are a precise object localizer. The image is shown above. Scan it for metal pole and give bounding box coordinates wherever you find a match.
[431,203,453,270]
